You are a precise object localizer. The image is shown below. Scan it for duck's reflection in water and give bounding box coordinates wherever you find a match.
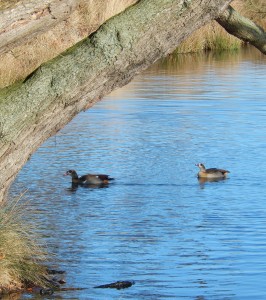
[66,182,110,192]
[198,177,228,189]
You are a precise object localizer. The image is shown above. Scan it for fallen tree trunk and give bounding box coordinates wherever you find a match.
[0,0,255,201]
[217,5,266,54]
[0,0,234,200]
[0,0,138,88]
[0,0,77,54]
[0,0,138,55]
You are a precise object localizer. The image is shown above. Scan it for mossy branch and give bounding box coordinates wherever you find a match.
[216,5,266,54]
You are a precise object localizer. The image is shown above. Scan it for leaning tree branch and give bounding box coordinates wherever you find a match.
[0,0,233,201]
[216,5,266,54]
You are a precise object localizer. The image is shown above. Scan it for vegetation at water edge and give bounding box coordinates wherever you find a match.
[0,195,48,294]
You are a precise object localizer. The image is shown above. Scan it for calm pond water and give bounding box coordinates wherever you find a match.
[9,48,266,299]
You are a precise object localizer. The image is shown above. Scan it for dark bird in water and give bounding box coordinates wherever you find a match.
[64,170,114,185]
[195,163,230,179]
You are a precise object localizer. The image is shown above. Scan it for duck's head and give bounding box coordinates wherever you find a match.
[195,163,206,170]
[64,170,78,178]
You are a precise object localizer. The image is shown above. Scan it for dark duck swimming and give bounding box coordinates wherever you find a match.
[64,170,115,185]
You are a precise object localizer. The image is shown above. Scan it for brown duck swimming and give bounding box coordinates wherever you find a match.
[64,170,114,185]
[195,163,230,179]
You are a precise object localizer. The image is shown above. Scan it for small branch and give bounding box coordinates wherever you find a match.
[216,5,266,54]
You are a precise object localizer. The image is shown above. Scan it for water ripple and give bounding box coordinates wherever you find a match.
[10,49,266,299]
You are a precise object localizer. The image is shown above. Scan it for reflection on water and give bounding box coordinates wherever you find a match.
[66,182,112,193]
[197,177,228,189]
[9,48,266,299]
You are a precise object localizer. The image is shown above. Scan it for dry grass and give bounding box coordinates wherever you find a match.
[0,0,22,11]
[242,0,266,24]
[175,21,242,54]
[0,193,48,293]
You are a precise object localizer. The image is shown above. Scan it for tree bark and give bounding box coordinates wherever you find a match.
[0,0,78,55]
[0,0,139,88]
[216,5,266,54]
[0,0,138,55]
[0,0,233,201]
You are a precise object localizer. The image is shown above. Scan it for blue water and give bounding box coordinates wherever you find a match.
[9,48,266,299]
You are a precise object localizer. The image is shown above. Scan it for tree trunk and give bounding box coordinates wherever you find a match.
[0,0,78,54]
[0,0,235,201]
[0,0,139,88]
[0,0,138,55]
[216,5,266,54]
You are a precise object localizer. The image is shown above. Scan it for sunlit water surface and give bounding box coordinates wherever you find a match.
[9,48,266,299]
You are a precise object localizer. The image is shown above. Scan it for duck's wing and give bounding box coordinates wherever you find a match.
[79,174,90,183]
[219,169,230,174]
[80,174,114,182]
[96,174,114,181]
[206,168,230,174]
[205,168,220,173]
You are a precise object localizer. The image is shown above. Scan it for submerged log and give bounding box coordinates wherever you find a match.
[94,280,135,290]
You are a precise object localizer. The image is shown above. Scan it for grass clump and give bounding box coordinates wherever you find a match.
[0,194,48,294]
[175,21,243,54]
